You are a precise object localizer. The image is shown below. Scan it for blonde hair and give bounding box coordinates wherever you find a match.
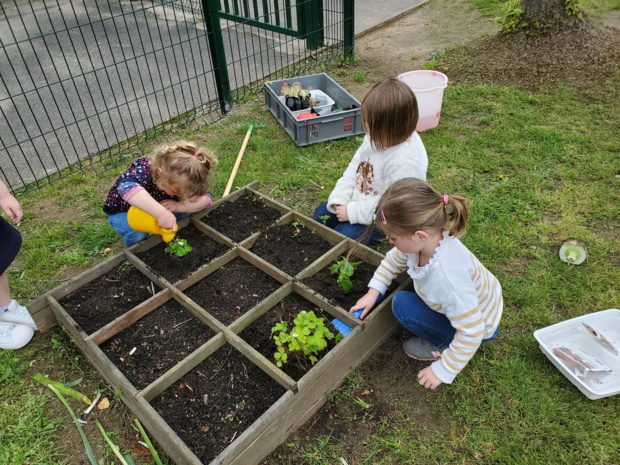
[361,77,419,151]
[149,140,218,200]
[376,178,469,238]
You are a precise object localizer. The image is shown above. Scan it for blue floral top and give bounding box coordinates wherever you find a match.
[103,157,177,215]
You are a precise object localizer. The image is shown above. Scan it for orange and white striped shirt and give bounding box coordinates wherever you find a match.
[368,231,503,383]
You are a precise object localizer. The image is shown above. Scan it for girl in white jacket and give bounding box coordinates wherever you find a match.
[313,77,428,246]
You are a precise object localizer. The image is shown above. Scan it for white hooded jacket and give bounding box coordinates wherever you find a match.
[327,132,428,225]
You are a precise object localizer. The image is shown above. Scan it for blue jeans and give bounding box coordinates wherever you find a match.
[313,202,384,246]
[392,290,499,349]
[108,212,189,248]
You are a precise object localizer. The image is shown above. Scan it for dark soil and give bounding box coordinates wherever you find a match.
[203,195,283,243]
[250,223,334,276]
[184,257,282,326]
[151,344,287,464]
[100,299,217,390]
[437,17,620,92]
[135,223,230,284]
[60,262,156,335]
[61,225,397,463]
[239,293,339,381]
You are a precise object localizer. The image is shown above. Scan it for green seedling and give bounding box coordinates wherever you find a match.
[330,256,362,294]
[165,237,193,257]
[271,310,335,367]
[291,219,305,236]
[318,215,330,225]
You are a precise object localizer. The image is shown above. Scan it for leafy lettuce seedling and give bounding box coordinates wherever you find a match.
[165,238,193,257]
[271,310,334,367]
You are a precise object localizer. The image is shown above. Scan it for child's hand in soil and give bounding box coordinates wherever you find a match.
[418,366,442,390]
[350,288,381,319]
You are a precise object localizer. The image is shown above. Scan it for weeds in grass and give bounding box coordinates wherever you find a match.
[352,71,368,83]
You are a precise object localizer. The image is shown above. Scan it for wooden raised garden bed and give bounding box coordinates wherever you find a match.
[26,182,410,465]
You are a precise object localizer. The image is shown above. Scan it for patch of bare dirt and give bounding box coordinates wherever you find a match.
[343,0,501,98]
[341,0,620,101]
[437,16,620,92]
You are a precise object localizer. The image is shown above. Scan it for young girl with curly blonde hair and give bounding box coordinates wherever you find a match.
[104,140,217,246]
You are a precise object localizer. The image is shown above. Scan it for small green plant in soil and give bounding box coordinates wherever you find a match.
[330,256,362,294]
[291,219,305,236]
[164,237,193,257]
[318,215,330,225]
[271,310,335,367]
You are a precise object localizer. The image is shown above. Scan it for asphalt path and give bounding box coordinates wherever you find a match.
[0,0,423,191]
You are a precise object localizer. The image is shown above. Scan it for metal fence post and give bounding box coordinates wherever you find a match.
[344,0,354,58]
[299,0,324,50]
[201,0,233,114]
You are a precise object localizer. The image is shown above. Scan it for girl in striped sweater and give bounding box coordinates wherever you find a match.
[352,178,502,390]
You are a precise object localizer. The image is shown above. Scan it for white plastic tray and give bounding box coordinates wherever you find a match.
[533,309,620,399]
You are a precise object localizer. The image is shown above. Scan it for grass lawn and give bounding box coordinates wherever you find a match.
[1,3,619,464]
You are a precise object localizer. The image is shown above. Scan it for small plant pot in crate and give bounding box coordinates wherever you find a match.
[265,73,363,146]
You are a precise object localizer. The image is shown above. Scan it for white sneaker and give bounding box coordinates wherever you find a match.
[0,321,34,350]
[0,299,38,331]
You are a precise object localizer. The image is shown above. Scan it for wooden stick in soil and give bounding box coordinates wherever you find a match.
[223,124,254,196]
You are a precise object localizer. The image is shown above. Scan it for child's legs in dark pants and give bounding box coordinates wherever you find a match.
[0,217,22,276]
[392,290,455,349]
[313,202,383,246]
[0,217,22,305]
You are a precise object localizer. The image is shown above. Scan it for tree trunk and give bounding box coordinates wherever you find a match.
[521,0,570,23]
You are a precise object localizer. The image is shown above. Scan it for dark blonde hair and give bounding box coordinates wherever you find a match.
[361,77,419,151]
[376,178,469,238]
[150,140,218,200]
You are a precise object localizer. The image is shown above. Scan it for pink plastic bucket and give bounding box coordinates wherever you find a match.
[397,70,448,132]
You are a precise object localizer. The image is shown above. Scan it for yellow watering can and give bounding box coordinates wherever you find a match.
[127,206,177,243]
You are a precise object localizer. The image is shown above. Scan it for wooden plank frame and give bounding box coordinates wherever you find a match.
[32,182,409,465]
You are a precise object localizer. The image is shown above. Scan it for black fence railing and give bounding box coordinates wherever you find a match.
[0,0,354,194]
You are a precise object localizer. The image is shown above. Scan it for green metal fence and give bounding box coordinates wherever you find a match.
[0,0,354,194]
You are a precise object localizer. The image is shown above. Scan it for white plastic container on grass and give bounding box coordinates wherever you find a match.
[533,309,620,400]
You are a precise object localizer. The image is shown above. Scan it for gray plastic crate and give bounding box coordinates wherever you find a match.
[264,73,364,146]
